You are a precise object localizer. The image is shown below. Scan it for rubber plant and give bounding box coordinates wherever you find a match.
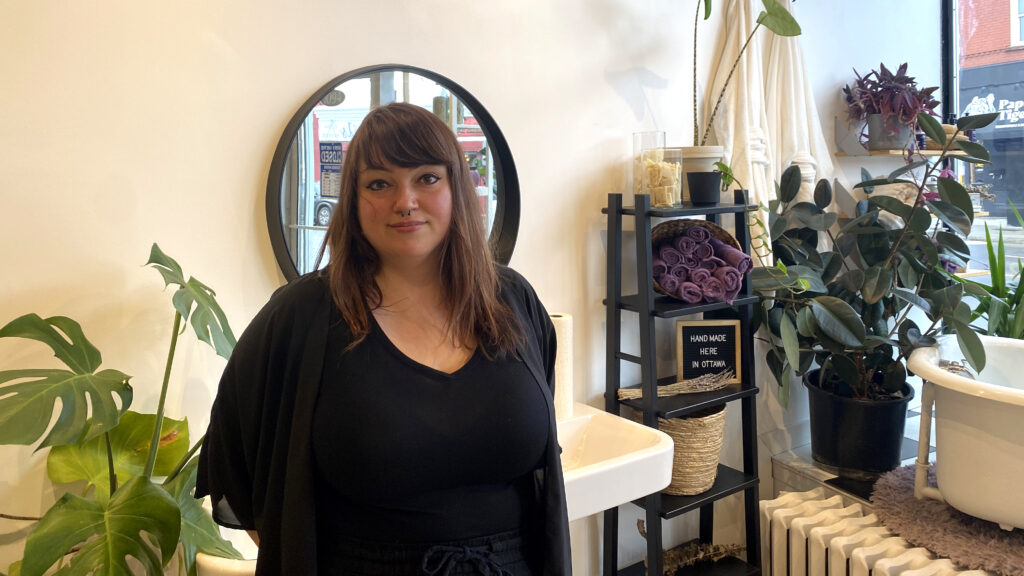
[0,244,242,576]
[691,0,802,146]
[750,112,999,406]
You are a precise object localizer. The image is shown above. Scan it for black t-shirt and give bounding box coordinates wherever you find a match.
[311,311,549,543]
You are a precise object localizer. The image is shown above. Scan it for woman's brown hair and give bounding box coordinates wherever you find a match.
[324,102,522,357]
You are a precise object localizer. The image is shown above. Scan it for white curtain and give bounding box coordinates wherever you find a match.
[703,0,775,265]
[765,0,835,204]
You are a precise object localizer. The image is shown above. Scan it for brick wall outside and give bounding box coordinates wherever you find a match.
[960,0,1024,69]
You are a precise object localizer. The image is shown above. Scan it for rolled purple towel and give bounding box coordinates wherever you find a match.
[709,237,752,274]
[687,225,711,243]
[674,236,697,255]
[669,264,689,282]
[689,268,712,284]
[677,281,703,304]
[714,266,741,292]
[701,276,726,303]
[680,253,699,269]
[658,274,679,296]
[652,257,668,277]
[658,245,683,267]
[659,243,684,266]
[693,242,714,260]
[698,256,726,271]
[724,284,742,304]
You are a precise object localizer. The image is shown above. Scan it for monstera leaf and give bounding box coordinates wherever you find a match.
[47,411,189,502]
[21,476,180,576]
[164,457,243,576]
[146,244,236,360]
[0,314,132,448]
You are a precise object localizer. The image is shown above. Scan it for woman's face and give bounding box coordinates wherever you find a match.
[356,162,453,266]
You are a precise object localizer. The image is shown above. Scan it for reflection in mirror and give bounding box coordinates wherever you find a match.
[267,65,519,280]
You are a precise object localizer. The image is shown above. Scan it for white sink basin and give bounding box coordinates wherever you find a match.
[557,403,674,521]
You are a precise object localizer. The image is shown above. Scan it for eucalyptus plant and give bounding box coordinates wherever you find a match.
[751,112,999,405]
[0,244,241,576]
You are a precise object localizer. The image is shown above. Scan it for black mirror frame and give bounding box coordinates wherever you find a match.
[266,64,520,281]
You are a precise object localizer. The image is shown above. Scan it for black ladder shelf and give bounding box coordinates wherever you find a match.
[603,191,761,575]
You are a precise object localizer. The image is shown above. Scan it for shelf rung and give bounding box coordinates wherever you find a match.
[615,352,641,364]
[631,464,758,519]
[618,383,758,418]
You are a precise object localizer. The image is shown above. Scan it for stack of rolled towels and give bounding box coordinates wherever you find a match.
[653,226,751,304]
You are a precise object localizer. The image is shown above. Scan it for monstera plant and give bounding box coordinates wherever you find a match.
[751,112,999,478]
[0,244,242,576]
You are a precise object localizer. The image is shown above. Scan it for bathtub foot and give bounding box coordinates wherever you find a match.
[914,382,945,503]
[999,523,1015,531]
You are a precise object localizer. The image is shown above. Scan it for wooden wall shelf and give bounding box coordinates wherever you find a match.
[835,149,967,157]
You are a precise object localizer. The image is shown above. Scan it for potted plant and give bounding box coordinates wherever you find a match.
[750,112,998,479]
[681,0,801,201]
[842,62,940,151]
[0,244,242,575]
[953,202,1024,338]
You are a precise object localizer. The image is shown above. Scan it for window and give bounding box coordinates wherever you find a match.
[1015,0,1024,46]
[947,0,1024,270]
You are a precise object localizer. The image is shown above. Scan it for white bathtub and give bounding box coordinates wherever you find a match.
[908,335,1024,530]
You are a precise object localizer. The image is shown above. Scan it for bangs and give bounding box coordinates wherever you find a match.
[356,106,456,171]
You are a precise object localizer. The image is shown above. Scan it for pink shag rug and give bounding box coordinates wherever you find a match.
[870,464,1024,576]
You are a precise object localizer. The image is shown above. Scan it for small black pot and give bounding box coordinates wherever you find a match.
[687,172,722,205]
[804,369,915,481]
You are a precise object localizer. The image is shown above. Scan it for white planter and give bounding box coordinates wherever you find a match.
[680,146,724,203]
[907,335,1024,531]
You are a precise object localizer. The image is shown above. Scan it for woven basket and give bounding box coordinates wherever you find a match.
[661,405,727,495]
[630,404,727,495]
[651,219,741,298]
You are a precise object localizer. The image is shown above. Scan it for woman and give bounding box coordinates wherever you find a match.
[196,102,570,575]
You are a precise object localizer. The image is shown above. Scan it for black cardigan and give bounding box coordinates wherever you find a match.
[195,268,571,575]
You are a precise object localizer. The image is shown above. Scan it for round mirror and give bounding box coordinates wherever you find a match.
[266,64,520,281]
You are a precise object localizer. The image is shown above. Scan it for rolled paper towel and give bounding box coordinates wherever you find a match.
[693,242,714,260]
[714,266,741,292]
[674,236,697,255]
[698,256,726,271]
[687,225,711,243]
[701,276,726,303]
[709,237,752,274]
[652,257,668,277]
[658,245,682,267]
[690,268,712,284]
[658,274,680,295]
[550,313,574,421]
[669,264,689,282]
[677,281,704,304]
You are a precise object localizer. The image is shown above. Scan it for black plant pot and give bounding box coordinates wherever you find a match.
[804,369,915,481]
[687,172,721,205]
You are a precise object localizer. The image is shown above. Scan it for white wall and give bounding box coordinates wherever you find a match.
[0,0,940,573]
[798,1,944,188]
